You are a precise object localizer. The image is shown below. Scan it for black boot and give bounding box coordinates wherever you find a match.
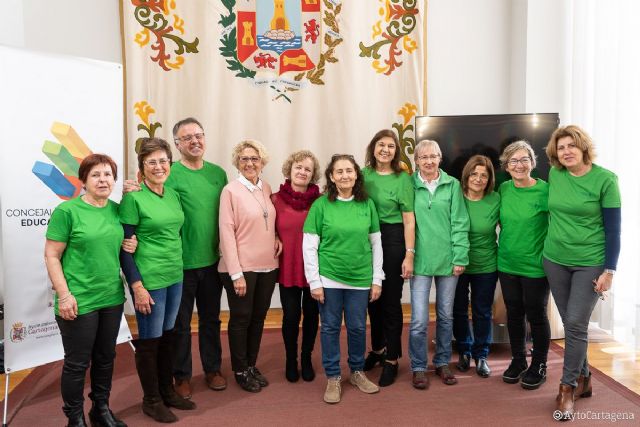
[88,401,127,427]
[521,360,547,390]
[66,413,87,427]
[134,338,178,423]
[300,352,315,382]
[285,357,300,382]
[158,330,196,411]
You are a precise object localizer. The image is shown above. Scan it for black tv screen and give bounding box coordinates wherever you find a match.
[414,113,560,183]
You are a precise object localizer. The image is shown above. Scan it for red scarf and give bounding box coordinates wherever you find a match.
[278,179,320,211]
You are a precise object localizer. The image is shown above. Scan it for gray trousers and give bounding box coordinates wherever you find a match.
[543,258,602,387]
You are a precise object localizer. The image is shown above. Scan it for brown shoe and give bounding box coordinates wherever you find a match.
[435,365,458,385]
[412,371,429,390]
[555,384,575,421]
[174,379,192,399]
[574,373,592,399]
[206,371,227,391]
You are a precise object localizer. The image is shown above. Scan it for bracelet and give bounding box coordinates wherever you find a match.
[406,248,416,254]
[58,293,74,302]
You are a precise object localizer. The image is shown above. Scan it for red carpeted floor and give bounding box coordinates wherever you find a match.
[5,327,640,426]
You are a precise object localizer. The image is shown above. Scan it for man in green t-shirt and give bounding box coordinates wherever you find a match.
[126,118,228,398]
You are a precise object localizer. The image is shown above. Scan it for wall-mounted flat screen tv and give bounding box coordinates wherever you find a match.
[414,113,560,184]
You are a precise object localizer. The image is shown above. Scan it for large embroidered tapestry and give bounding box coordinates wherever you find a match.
[121,0,426,180]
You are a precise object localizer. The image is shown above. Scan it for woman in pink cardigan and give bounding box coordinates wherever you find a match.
[218,139,282,393]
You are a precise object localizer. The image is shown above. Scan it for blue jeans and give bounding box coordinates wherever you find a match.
[134,282,183,339]
[318,288,369,378]
[452,272,498,360]
[409,275,458,371]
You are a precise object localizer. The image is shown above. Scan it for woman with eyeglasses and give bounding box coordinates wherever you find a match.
[119,138,189,423]
[303,154,384,404]
[218,140,282,393]
[271,150,321,383]
[409,140,470,389]
[497,140,550,391]
[543,126,621,420]
[452,155,500,379]
[361,130,415,387]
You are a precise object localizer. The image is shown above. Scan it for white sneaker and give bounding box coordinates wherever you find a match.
[324,376,342,404]
[349,371,380,394]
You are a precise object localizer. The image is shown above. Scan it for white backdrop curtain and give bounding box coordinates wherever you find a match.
[567,0,640,348]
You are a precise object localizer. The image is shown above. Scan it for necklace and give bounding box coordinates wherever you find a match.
[249,187,269,230]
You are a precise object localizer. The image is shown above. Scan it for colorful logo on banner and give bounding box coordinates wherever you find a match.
[131,0,199,71]
[10,322,26,343]
[359,0,419,75]
[32,122,93,200]
[219,0,342,102]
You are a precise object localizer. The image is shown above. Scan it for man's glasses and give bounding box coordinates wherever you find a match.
[175,133,205,143]
[144,158,170,167]
[417,154,440,162]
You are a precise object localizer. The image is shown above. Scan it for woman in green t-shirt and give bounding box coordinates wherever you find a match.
[497,140,550,391]
[543,125,621,420]
[362,129,415,387]
[452,155,500,378]
[303,154,384,404]
[45,154,133,427]
[119,138,190,423]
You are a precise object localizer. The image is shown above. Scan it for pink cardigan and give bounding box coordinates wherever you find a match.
[218,179,278,276]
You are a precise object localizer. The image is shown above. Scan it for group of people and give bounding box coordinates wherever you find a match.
[44,119,620,425]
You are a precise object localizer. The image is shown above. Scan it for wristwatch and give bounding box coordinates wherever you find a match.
[604,269,616,275]
[406,248,416,254]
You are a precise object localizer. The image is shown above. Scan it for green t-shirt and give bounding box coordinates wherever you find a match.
[465,191,500,274]
[166,161,228,269]
[119,183,184,290]
[544,165,620,266]
[362,167,414,224]
[46,197,125,316]
[303,195,380,287]
[498,179,549,278]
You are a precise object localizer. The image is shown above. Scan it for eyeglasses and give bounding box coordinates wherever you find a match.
[143,158,170,167]
[239,156,261,164]
[331,154,355,160]
[417,154,440,162]
[507,157,532,166]
[175,133,205,143]
[470,172,489,181]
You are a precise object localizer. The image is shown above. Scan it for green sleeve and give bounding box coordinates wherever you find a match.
[303,198,323,235]
[368,199,380,233]
[46,206,71,242]
[118,193,140,226]
[399,172,415,212]
[450,181,470,266]
[601,174,621,208]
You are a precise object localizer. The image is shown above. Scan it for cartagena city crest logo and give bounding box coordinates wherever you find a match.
[32,122,93,200]
[10,322,26,343]
[219,0,343,103]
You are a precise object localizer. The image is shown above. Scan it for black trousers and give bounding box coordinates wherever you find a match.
[56,304,123,418]
[498,272,550,363]
[221,270,278,372]
[279,285,319,359]
[173,263,224,380]
[367,223,406,360]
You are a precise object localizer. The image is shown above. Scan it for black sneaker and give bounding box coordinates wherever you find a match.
[248,366,269,387]
[521,361,546,390]
[235,370,261,393]
[378,361,398,387]
[363,350,386,371]
[502,358,528,384]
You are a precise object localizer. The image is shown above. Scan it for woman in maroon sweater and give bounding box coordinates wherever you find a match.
[271,150,321,382]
